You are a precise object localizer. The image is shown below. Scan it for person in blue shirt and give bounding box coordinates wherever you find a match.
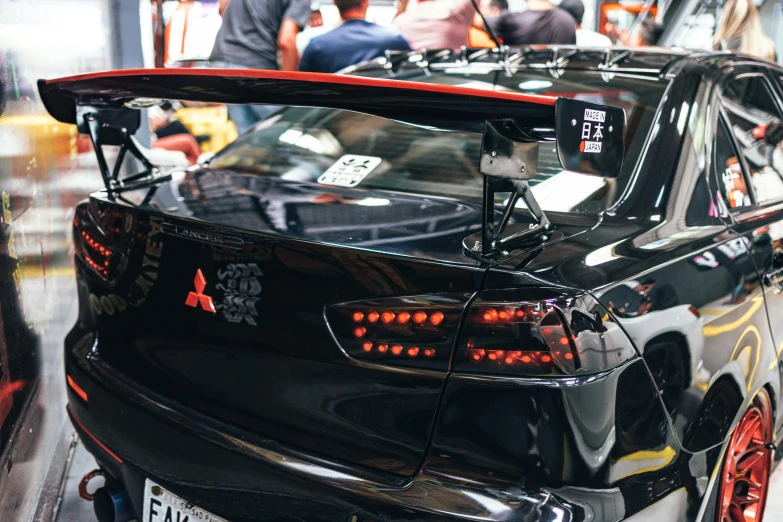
[299,0,412,73]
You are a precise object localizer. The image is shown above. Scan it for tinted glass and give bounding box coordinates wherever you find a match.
[722,75,783,205]
[210,70,669,214]
[713,117,752,211]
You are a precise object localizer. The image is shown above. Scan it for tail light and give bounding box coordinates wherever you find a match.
[75,228,120,279]
[326,293,472,370]
[454,289,637,376]
[73,203,132,282]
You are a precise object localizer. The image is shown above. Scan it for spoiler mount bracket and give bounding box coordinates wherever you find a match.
[80,108,171,199]
[465,120,551,262]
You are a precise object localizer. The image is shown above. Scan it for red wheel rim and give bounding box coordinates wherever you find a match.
[716,392,773,522]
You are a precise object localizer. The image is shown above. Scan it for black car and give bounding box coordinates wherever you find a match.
[39,48,783,522]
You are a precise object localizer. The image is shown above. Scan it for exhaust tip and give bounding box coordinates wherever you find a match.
[93,486,133,522]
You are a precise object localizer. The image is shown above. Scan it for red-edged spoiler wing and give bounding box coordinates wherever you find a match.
[38,68,627,260]
[37,68,626,185]
[38,68,558,135]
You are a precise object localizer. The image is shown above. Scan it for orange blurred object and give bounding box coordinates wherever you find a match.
[67,375,88,402]
[153,134,200,165]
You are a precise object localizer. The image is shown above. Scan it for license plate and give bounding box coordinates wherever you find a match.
[143,479,229,522]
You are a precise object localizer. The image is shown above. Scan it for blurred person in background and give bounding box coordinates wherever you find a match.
[559,0,611,47]
[469,0,507,48]
[149,105,202,165]
[299,0,411,72]
[713,0,776,61]
[630,17,663,46]
[392,0,482,50]
[483,0,576,45]
[608,16,663,46]
[210,0,311,131]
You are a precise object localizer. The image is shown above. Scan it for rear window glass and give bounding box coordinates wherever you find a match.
[209,70,668,214]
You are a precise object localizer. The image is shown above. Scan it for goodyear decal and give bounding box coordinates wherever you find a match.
[90,214,163,316]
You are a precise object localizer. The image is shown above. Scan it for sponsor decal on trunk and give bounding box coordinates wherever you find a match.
[89,214,163,315]
[214,263,263,325]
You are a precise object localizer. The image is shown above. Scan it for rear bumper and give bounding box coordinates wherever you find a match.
[66,357,575,522]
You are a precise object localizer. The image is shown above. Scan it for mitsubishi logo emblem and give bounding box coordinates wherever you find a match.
[185,269,216,313]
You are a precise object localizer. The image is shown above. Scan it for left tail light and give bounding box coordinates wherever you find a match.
[326,293,473,370]
[454,289,637,376]
[75,228,120,279]
[72,203,130,282]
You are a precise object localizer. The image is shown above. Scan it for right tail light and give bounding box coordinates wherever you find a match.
[454,289,637,376]
[326,293,472,371]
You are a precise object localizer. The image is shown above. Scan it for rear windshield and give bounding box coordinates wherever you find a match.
[209,69,669,214]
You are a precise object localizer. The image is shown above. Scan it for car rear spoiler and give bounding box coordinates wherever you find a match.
[39,68,562,133]
[38,68,626,260]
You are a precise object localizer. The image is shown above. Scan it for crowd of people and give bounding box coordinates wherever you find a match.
[207,0,777,131]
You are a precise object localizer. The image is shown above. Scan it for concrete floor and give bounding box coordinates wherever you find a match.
[54,439,783,522]
[56,440,105,522]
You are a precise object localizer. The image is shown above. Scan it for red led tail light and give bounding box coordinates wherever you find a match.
[71,204,137,283]
[326,294,471,371]
[77,229,118,279]
[454,289,637,376]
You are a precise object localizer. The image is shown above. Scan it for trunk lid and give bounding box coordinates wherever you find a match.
[77,172,484,477]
